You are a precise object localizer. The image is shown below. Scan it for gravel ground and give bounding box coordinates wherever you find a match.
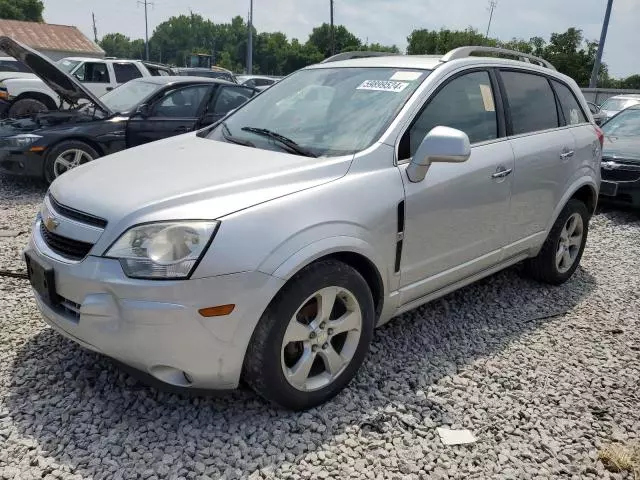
[1,174,639,480]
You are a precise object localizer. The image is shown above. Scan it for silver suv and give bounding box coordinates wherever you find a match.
[25,46,602,410]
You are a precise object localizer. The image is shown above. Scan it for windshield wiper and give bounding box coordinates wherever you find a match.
[241,127,317,157]
[221,122,255,148]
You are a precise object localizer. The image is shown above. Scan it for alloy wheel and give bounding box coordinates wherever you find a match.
[281,286,362,392]
[556,212,584,273]
[53,149,93,178]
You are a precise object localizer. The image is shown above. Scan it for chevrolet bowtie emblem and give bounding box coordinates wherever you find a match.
[44,215,59,231]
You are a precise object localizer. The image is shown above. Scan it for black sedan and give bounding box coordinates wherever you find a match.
[0,37,256,183]
[599,104,640,209]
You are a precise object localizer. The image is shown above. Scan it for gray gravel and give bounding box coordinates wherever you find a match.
[1,174,639,480]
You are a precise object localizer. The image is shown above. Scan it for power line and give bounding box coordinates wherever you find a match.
[137,0,153,61]
[486,0,497,38]
[589,0,614,88]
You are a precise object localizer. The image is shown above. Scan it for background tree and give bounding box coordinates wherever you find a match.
[407,27,495,55]
[0,0,44,21]
[307,24,361,57]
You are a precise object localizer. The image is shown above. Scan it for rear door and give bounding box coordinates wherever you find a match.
[499,70,576,248]
[550,79,600,190]
[126,83,213,147]
[200,85,256,126]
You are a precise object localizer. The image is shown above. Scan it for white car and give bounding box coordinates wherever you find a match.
[0,56,172,117]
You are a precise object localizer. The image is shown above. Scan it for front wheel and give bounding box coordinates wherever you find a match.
[524,199,589,285]
[43,140,99,184]
[243,260,375,410]
[7,97,49,118]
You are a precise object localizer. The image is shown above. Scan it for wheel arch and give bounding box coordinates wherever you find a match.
[271,239,388,321]
[45,136,105,158]
[12,91,58,110]
[546,177,598,235]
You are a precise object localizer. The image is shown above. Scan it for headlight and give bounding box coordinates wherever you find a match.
[2,134,42,148]
[105,221,219,279]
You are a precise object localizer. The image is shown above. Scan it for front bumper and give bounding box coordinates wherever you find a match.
[25,235,285,390]
[599,162,640,208]
[0,149,45,178]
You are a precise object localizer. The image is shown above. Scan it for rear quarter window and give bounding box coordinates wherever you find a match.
[552,80,587,125]
[501,70,559,135]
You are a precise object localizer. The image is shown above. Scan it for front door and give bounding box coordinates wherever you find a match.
[126,84,212,147]
[397,70,514,305]
[200,85,256,127]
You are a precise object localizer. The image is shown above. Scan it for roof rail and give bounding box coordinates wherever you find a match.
[320,51,395,63]
[441,46,555,70]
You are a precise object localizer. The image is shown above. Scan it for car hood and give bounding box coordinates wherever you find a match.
[0,111,95,137]
[602,135,640,163]
[49,134,352,225]
[0,36,110,114]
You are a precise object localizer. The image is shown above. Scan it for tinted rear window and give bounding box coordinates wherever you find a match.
[114,63,143,83]
[501,71,559,135]
[0,59,32,73]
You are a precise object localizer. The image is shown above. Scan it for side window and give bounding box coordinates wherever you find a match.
[210,86,255,115]
[243,79,256,88]
[403,71,498,158]
[501,71,558,135]
[153,85,211,118]
[552,80,587,125]
[254,78,273,87]
[73,62,110,83]
[114,63,143,83]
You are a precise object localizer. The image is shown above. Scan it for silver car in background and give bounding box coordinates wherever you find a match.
[599,94,640,121]
[25,46,601,410]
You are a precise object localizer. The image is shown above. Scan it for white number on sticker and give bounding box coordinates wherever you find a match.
[357,80,409,92]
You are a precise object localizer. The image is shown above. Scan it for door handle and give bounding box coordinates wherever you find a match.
[106,87,114,91]
[174,126,190,133]
[491,168,513,179]
[560,150,575,160]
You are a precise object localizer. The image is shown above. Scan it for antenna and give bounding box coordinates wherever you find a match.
[486,0,497,38]
[137,0,154,60]
[92,12,98,43]
[330,0,335,56]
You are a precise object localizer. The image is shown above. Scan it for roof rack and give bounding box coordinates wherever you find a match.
[320,51,396,63]
[441,46,555,70]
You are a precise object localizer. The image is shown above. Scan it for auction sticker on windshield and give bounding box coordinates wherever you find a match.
[357,80,409,92]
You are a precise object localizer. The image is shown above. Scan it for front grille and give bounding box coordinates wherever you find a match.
[49,195,108,228]
[59,296,81,321]
[39,221,93,261]
[601,168,640,182]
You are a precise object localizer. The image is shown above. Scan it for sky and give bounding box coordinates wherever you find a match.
[43,0,640,78]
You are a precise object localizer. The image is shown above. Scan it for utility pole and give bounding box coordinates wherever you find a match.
[330,0,335,56]
[485,0,497,38]
[589,0,614,88]
[246,0,253,74]
[92,12,98,43]
[137,0,152,61]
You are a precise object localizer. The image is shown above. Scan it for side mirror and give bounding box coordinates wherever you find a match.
[136,104,150,117]
[406,126,471,183]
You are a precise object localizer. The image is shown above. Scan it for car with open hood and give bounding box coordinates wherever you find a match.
[0,37,257,184]
[24,46,600,410]
[599,104,640,208]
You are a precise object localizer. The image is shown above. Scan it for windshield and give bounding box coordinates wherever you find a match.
[208,67,429,157]
[601,97,640,111]
[100,80,163,113]
[57,59,81,73]
[602,109,640,136]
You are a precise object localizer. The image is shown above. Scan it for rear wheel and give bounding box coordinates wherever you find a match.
[44,140,99,184]
[7,97,49,118]
[525,199,589,285]
[243,260,375,410]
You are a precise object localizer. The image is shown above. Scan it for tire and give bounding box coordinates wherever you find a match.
[7,97,49,118]
[243,260,375,410]
[44,140,99,185]
[524,199,589,285]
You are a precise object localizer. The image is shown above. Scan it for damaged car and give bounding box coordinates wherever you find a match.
[0,37,257,184]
